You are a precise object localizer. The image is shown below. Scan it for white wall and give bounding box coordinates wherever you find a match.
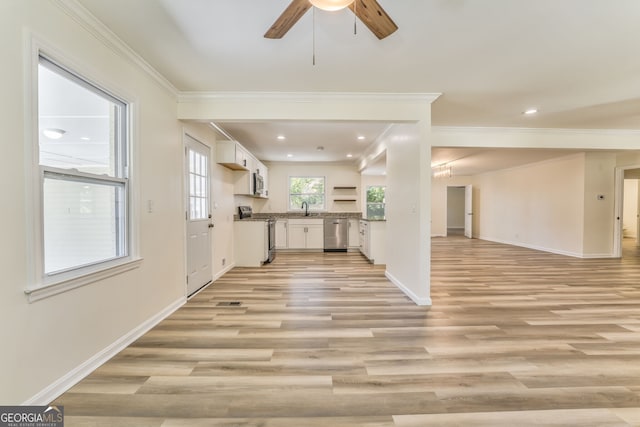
[473,154,586,256]
[252,162,361,213]
[384,121,432,305]
[582,152,616,256]
[623,179,639,238]
[1,1,191,404]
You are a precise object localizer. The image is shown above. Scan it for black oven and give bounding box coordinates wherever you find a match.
[267,219,276,263]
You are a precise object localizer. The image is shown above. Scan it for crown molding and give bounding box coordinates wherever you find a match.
[178,91,441,104]
[432,125,640,136]
[52,0,179,97]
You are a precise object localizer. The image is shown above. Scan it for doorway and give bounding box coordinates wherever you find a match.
[447,185,473,238]
[185,134,213,296]
[614,166,640,258]
[447,186,465,236]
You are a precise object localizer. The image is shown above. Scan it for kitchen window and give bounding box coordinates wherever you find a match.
[27,53,135,300]
[289,176,325,211]
[366,186,386,220]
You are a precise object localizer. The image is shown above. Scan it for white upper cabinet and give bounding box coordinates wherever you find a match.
[216,140,250,170]
[217,140,269,198]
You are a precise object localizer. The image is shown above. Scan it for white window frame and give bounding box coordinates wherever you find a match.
[366,185,386,220]
[288,176,326,212]
[24,39,141,302]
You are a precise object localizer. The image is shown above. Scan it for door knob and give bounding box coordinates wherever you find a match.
[208,223,214,228]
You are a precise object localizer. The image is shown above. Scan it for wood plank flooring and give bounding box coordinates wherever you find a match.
[55,238,640,426]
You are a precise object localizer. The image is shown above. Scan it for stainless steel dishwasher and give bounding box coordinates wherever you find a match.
[324,218,348,252]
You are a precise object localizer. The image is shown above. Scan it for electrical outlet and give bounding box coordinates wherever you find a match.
[222,258,226,266]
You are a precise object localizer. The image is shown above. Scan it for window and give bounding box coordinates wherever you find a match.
[36,55,130,281]
[289,177,325,211]
[366,186,386,220]
[188,148,209,220]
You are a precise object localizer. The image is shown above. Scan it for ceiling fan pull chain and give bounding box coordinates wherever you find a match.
[354,0,357,35]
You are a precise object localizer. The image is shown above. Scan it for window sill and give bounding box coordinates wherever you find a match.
[25,258,143,303]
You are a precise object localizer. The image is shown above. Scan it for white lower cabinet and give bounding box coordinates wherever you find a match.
[348,219,360,249]
[275,219,288,249]
[234,220,268,267]
[359,219,386,264]
[288,219,324,249]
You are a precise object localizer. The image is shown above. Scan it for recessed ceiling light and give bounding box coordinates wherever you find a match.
[277,135,286,140]
[523,108,538,115]
[287,153,293,158]
[346,154,353,158]
[357,136,365,140]
[42,128,66,140]
[80,137,90,141]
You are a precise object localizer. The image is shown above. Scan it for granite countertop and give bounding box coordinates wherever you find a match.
[360,218,386,222]
[235,212,363,221]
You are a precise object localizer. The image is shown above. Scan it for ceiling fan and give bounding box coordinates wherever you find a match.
[264,0,398,40]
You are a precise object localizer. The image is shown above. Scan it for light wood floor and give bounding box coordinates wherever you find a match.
[55,238,640,426]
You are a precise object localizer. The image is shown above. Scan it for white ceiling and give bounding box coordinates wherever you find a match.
[76,0,640,173]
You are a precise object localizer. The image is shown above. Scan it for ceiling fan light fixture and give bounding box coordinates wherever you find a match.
[42,128,66,140]
[309,0,355,12]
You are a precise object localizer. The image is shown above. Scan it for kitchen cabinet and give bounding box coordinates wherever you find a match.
[216,140,250,170]
[359,219,386,264]
[234,220,268,267]
[348,219,360,249]
[288,218,324,249]
[275,219,288,249]
[359,220,369,259]
[234,154,255,196]
[217,141,269,198]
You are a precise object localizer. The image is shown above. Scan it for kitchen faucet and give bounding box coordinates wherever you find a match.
[301,201,309,216]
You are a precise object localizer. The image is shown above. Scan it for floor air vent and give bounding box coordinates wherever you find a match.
[216,301,242,306]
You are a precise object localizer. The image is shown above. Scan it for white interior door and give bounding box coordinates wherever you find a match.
[464,184,473,238]
[185,135,213,296]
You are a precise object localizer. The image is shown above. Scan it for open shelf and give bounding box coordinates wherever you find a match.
[333,199,357,202]
[334,186,357,190]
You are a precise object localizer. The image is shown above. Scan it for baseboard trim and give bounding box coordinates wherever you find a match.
[478,236,615,259]
[214,262,235,281]
[23,296,186,405]
[188,263,236,300]
[385,271,432,306]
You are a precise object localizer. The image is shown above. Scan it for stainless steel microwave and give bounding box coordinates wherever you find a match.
[253,172,264,196]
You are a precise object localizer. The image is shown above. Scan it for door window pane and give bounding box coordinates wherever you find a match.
[189,149,208,220]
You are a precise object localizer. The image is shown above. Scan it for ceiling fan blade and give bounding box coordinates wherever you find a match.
[264,0,313,39]
[349,0,398,40]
